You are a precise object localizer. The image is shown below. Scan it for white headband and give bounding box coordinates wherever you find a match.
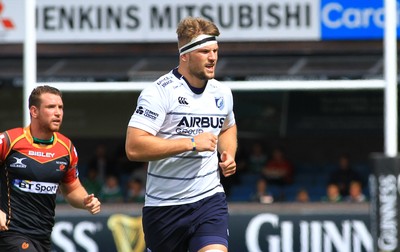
[179,34,217,56]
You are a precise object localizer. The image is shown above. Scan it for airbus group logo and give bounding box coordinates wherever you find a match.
[0,1,15,31]
[10,157,27,168]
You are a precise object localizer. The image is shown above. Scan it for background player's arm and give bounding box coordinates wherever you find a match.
[125,127,218,161]
[0,133,9,231]
[60,179,101,214]
[218,124,238,177]
[0,210,8,231]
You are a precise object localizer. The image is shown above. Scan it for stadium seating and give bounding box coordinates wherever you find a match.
[228,162,370,203]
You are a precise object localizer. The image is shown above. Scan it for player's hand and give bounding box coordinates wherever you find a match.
[83,194,101,215]
[193,133,218,152]
[219,151,236,177]
[0,210,8,231]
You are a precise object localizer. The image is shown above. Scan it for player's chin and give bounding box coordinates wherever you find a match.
[204,72,215,80]
[50,124,61,132]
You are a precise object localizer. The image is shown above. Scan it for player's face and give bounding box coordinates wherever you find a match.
[187,43,218,81]
[36,93,64,133]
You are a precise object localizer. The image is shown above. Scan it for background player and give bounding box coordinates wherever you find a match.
[0,85,101,251]
[125,16,237,252]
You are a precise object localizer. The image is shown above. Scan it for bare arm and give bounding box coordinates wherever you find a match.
[60,179,101,214]
[0,210,8,231]
[218,124,238,177]
[125,127,218,162]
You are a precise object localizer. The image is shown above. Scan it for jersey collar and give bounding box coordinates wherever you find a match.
[24,126,57,147]
[172,68,206,95]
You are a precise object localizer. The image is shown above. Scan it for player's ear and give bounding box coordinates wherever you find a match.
[181,54,187,62]
[30,106,39,118]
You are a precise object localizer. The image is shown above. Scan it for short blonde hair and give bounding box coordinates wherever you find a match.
[176,17,220,49]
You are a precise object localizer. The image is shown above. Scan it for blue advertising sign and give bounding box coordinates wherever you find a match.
[320,0,399,40]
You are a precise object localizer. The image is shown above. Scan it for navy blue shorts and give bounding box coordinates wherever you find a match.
[142,192,229,252]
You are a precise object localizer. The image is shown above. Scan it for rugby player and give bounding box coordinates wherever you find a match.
[0,85,101,251]
[125,16,237,252]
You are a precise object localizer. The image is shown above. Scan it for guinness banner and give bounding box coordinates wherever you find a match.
[52,204,372,252]
[370,154,400,252]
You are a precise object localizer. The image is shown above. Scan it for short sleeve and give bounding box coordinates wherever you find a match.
[0,131,10,163]
[128,84,168,135]
[62,144,79,184]
[222,87,236,130]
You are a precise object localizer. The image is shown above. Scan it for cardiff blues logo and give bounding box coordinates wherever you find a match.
[215,97,224,110]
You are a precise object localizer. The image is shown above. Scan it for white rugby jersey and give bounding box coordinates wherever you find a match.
[128,68,235,206]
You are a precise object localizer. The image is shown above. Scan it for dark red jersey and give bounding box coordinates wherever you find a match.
[0,127,78,240]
